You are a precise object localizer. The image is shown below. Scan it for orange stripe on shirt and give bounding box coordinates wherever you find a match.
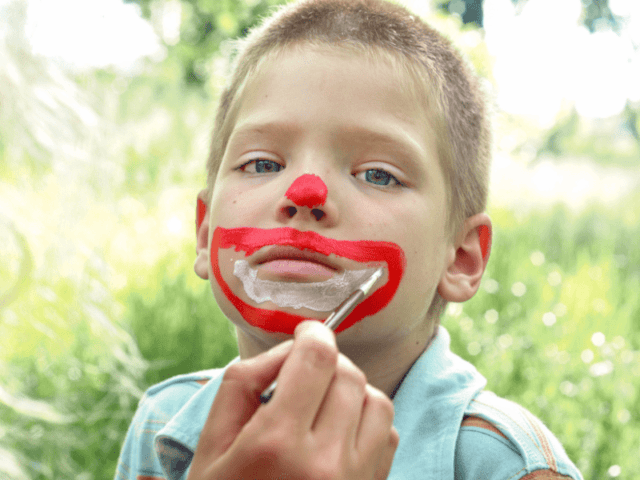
[521,469,574,479]
[522,408,558,471]
[461,415,509,440]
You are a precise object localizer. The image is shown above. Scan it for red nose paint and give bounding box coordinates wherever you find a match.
[211,227,405,334]
[478,224,490,261]
[196,198,207,231]
[285,174,328,208]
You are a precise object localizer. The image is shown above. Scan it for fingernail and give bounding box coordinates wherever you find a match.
[294,320,330,337]
[269,339,294,357]
[294,319,319,336]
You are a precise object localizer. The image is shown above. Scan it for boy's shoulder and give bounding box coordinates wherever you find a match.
[136,367,227,421]
[456,390,583,480]
[114,367,230,480]
[145,368,224,397]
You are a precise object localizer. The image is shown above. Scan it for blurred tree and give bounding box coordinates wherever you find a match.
[432,0,639,166]
[537,102,640,167]
[438,0,484,27]
[125,0,288,87]
[579,0,623,33]
[435,0,623,31]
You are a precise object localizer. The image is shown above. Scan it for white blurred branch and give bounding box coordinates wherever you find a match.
[0,0,100,170]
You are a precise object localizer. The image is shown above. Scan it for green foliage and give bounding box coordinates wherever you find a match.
[127,0,289,87]
[0,218,236,480]
[435,0,624,32]
[124,269,238,387]
[539,107,640,168]
[0,261,147,480]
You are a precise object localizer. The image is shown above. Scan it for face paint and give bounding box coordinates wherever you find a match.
[211,226,405,334]
[478,224,490,261]
[285,174,328,208]
[234,259,377,311]
[197,197,207,231]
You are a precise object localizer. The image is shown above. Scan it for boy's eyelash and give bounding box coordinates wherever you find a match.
[355,168,405,188]
[237,160,404,188]
[237,159,284,173]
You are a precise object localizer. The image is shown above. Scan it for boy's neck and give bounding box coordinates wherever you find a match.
[337,320,437,399]
[235,319,438,399]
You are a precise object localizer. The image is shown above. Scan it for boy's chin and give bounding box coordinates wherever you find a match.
[214,287,330,336]
[240,299,332,325]
[255,301,331,321]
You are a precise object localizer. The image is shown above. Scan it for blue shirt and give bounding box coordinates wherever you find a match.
[114,326,583,480]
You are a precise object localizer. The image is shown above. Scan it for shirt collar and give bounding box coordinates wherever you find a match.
[154,357,239,479]
[390,326,486,479]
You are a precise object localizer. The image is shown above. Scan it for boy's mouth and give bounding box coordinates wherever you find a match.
[210,227,406,334]
[252,245,342,282]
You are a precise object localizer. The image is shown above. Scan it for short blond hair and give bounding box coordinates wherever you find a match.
[205,0,492,318]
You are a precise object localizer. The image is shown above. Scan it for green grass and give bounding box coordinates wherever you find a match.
[124,271,239,388]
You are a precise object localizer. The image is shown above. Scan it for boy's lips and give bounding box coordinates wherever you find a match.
[211,226,406,334]
[253,245,343,282]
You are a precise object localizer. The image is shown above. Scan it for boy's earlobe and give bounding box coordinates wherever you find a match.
[438,213,492,303]
[194,190,210,280]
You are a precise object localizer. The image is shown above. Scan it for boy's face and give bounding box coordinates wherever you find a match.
[202,46,454,349]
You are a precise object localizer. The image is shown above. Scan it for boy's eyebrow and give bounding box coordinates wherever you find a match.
[231,121,296,138]
[231,120,429,164]
[338,125,427,161]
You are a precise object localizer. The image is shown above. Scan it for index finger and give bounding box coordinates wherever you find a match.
[265,320,338,432]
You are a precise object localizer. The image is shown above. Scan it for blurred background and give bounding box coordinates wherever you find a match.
[1,0,638,478]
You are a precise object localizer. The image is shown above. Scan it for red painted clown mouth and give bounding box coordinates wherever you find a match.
[211,226,406,334]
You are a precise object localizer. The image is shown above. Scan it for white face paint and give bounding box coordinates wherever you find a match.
[233,260,377,311]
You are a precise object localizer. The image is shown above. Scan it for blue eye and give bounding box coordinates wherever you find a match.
[240,159,284,174]
[360,168,403,187]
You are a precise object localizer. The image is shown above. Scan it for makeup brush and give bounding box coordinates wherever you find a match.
[259,267,385,404]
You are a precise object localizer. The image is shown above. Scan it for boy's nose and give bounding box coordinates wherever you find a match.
[278,174,331,223]
[284,174,328,208]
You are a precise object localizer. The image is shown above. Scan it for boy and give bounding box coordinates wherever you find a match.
[115,1,583,479]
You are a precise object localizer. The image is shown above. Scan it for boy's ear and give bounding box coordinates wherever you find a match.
[438,213,492,303]
[194,189,210,280]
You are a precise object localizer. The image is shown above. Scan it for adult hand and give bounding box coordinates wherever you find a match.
[186,320,399,480]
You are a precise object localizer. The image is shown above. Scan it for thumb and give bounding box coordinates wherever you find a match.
[374,426,400,480]
[197,339,294,459]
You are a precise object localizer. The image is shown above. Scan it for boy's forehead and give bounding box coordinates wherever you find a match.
[233,44,434,132]
[233,51,435,154]
[243,43,431,108]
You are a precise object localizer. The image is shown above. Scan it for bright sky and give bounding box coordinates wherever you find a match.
[23,0,163,71]
[483,0,640,122]
[15,0,640,122]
